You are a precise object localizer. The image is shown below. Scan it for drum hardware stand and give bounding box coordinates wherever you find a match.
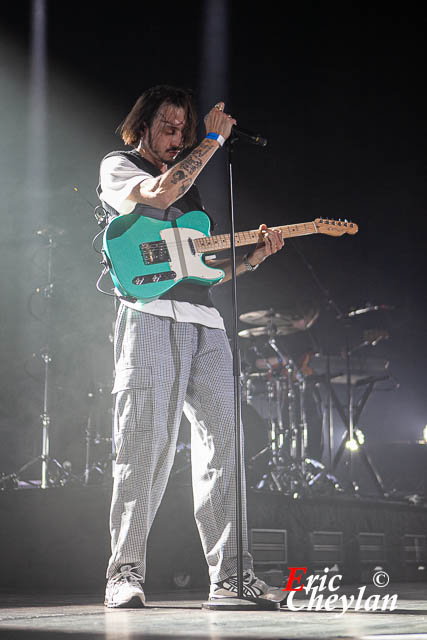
[82,387,114,485]
[310,324,387,495]
[247,329,309,496]
[303,367,342,495]
[329,367,388,496]
[0,229,73,491]
[250,343,288,490]
[268,335,308,494]
[325,352,333,469]
[254,374,295,494]
[246,344,286,492]
[244,348,288,492]
[271,333,332,496]
[202,131,281,611]
[296,369,309,463]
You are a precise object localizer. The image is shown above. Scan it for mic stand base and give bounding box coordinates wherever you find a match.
[201,597,281,611]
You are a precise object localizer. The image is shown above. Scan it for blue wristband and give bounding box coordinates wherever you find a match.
[206,132,225,147]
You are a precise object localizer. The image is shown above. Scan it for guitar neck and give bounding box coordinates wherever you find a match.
[194,221,318,253]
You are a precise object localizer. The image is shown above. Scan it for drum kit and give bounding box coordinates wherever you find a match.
[237,304,394,497]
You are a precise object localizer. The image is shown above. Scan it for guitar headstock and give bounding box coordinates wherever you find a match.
[314,218,358,236]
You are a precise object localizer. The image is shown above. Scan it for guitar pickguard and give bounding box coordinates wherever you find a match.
[159,226,224,282]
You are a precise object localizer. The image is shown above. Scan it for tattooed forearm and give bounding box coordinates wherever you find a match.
[171,170,185,184]
[178,179,193,196]
[180,154,203,175]
[173,140,216,180]
[146,138,220,208]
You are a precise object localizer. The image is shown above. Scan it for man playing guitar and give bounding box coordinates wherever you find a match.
[99,85,284,608]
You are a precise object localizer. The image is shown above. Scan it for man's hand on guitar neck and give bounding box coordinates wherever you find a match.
[209,224,284,284]
[248,224,284,267]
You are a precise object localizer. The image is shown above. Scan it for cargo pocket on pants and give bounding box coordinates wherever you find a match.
[112,366,154,465]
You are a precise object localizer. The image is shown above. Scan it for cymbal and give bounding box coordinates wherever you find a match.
[239,309,291,326]
[239,307,319,331]
[238,325,299,339]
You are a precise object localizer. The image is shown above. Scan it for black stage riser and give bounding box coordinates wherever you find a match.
[0,484,426,593]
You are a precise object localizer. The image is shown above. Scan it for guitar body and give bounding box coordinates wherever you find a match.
[103,210,225,303]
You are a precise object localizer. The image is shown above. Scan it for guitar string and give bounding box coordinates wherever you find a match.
[137,226,318,253]
[128,221,355,254]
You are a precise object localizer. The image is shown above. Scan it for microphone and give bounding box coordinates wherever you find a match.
[232,125,267,147]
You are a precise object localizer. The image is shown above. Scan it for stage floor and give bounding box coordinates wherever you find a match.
[1,584,426,639]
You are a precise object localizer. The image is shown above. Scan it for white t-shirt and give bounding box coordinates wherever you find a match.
[99,154,225,330]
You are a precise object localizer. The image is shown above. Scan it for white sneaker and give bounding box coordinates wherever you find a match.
[104,565,146,608]
[209,569,286,603]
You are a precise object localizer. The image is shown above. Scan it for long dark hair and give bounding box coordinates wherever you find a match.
[118,85,197,149]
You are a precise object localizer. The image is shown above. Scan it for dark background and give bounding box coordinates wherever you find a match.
[0,1,425,484]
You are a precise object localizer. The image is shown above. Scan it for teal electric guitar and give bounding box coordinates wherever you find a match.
[103,210,358,303]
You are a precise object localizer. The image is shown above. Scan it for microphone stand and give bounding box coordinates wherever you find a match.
[0,230,75,490]
[202,133,280,611]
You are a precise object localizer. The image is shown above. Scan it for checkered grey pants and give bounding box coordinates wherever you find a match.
[107,304,253,584]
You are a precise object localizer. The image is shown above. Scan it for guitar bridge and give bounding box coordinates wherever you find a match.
[140,240,171,265]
